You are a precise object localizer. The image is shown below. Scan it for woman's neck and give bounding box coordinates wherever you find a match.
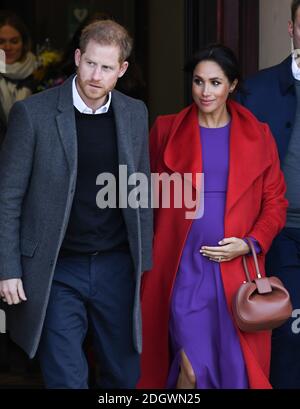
[198,106,230,128]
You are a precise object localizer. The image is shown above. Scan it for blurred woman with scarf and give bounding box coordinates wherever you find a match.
[0,11,36,145]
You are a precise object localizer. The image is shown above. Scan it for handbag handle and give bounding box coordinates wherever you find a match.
[242,237,262,282]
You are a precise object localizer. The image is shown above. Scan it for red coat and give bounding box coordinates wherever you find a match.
[138,100,287,389]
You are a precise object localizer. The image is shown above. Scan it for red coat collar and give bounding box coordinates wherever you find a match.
[162,100,272,213]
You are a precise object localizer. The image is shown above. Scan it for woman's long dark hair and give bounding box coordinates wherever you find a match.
[185,44,242,91]
[0,10,31,60]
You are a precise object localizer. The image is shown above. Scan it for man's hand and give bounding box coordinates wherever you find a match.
[0,278,27,305]
[200,237,249,263]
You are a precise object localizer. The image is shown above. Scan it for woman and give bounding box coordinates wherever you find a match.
[139,44,287,389]
[0,11,36,145]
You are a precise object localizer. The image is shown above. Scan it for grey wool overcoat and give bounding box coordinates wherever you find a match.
[0,75,153,358]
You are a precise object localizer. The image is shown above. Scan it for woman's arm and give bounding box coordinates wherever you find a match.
[200,123,287,262]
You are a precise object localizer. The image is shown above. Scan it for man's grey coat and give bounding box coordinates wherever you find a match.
[0,76,153,358]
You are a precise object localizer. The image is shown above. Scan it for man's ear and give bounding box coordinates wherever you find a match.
[74,48,81,68]
[118,61,129,78]
[288,20,294,39]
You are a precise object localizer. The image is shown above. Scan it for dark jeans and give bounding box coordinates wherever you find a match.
[266,227,300,388]
[38,250,139,389]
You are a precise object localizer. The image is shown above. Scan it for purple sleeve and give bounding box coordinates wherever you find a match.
[243,236,261,254]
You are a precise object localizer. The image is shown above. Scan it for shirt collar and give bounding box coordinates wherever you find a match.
[72,76,111,114]
[292,53,300,81]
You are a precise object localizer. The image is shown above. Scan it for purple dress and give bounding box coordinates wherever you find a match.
[167,123,248,389]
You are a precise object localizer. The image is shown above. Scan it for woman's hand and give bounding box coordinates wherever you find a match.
[200,237,249,262]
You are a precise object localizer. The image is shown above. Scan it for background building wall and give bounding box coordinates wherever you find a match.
[259,0,291,69]
[147,0,184,123]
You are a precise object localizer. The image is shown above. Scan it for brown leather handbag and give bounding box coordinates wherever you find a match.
[232,238,293,332]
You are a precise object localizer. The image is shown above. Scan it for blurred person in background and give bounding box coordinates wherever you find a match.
[0,10,36,145]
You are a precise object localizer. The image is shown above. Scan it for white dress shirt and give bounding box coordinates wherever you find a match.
[72,76,111,114]
[292,53,300,81]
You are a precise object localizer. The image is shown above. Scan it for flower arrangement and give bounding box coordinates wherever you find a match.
[38,50,62,69]
[33,42,65,92]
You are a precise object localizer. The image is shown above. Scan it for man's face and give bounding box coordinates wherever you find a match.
[289,7,300,50]
[75,40,128,111]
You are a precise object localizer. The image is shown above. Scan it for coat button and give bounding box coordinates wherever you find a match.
[286,121,292,128]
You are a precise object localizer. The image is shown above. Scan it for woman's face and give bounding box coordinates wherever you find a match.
[0,24,23,64]
[192,60,237,116]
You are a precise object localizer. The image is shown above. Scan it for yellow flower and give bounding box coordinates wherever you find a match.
[38,50,62,67]
[33,49,62,82]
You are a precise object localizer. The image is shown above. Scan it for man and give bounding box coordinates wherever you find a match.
[0,20,152,388]
[237,0,300,389]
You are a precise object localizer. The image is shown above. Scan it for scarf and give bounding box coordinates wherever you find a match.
[0,52,37,119]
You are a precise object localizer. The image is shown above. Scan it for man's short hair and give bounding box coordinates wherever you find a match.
[291,0,300,23]
[79,19,133,62]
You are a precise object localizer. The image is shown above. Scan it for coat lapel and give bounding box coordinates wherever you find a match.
[112,91,135,175]
[225,100,272,214]
[163,104,202,189]
[279,55,294,96]
[161,101,272,212]
[56,76,77,174]
[55,84,136,181]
